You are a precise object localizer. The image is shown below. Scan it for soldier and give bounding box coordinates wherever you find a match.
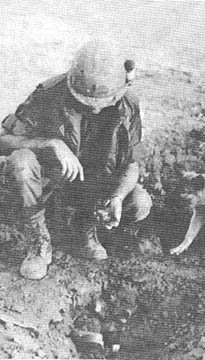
[0,40,152,279]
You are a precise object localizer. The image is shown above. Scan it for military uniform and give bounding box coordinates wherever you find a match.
[0,38,154,279]
[2,74,152,225]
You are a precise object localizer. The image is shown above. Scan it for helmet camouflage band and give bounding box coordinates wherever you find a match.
[67,40,134,107]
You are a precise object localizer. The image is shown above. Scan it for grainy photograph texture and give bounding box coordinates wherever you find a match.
[0,1,205,359]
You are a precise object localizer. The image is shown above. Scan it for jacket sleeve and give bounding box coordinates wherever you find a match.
[126,96,146,164]
[2,85,45,137]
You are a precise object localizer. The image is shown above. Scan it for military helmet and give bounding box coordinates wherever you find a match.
[67,40,135,108]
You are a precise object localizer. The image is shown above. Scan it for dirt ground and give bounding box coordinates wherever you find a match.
[1,1,205,359]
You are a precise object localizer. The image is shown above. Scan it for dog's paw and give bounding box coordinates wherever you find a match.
[170,244,188,255]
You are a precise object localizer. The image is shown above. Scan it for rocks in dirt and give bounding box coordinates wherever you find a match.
[3,283,56,334]
[0,310,38,333]
[182,337,205,360]
[185,347,205,359]
[112,343,121,352]
[13,332,39,352]
[138,235,163,255]
[71,329,104,358]
[118,308,133,324]
[169,342,178,351]
[52,338,78,359]
[199,336,205,349]
[0,256,105,358]
[74,314,102,334]
[11,351,32,359]
[71,329,104,347]
[95,298,106,315]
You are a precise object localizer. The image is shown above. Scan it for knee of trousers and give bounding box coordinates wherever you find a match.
[126,184,152,222]
[6,149,41,183]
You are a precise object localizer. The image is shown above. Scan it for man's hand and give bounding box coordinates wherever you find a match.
[49,139,84,182]
[97,196,123,230]
[0,132,84,182]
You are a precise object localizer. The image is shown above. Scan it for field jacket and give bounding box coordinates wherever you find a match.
[2,73,143,175]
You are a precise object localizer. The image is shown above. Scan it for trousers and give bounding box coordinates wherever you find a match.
[4,149,152,225]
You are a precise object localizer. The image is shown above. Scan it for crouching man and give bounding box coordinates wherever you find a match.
[0,40,152,279]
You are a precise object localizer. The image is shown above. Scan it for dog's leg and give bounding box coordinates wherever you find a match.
[170,208,204,255]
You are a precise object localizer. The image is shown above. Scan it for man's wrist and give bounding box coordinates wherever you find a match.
[42,138,60,148]
[110,194,124,202]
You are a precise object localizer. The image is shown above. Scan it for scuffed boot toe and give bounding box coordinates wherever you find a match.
[79,224,108,261]
[82,243,108,261]
[20,256,48,280]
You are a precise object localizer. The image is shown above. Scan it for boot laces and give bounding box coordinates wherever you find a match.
[86,225,97,240]
[24,221,50,256]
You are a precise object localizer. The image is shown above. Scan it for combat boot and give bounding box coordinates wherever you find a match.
[81,224,108,261]
[20,218,52,280]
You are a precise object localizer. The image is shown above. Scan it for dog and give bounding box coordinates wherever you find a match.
[170,171,205,255]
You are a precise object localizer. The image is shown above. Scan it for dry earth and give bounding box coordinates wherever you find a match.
[1,1,205,359]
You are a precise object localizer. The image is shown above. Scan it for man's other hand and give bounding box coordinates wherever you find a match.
[97,196,123,230]
[49,139,84,182]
